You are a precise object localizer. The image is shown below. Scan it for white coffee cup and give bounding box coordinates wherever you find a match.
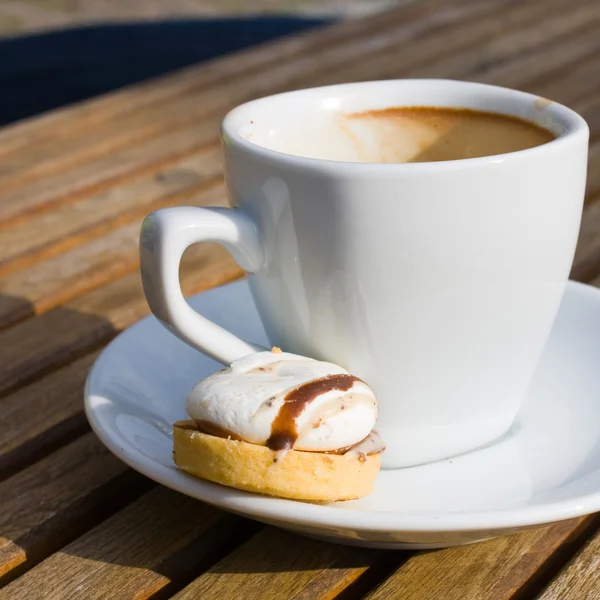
[140,79,588,468]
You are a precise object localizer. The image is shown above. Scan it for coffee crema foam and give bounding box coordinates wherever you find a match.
[339,107,555,163]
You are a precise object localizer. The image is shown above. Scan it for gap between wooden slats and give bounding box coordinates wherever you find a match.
[0,0,579,228]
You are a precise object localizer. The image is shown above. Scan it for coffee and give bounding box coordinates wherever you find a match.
[340,107,555,163]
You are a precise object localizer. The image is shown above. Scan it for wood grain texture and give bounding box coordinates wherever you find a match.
[309,0,583,88]
[0,353,98,481]
[462,13,600,91]
[0,123,218,228]
[365,519,595,600]
[172,527,385,600]
[0,182,229,332]
[369,4,600,103]
[572,197,600,282]
[585,143,600,201]
[538,525,600,600]
[0,241,242,397]
[0,488,257,600]
[577,94,600,144]
[529,47,600,107]
[0,433,151,584]
[0,151,222,276]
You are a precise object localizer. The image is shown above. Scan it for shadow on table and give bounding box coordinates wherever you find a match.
[0,292,122,476]
[0,16,331,126]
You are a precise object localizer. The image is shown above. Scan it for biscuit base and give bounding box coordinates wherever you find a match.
[173,420,380,501]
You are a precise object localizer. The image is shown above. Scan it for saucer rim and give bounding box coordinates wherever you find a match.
[85,280,600,535]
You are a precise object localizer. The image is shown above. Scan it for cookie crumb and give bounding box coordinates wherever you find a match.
[271,346,282,353]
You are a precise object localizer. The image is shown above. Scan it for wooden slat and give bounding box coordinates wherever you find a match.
[0,123,217,228]
[0,353,98,481]
[0,222,145,329]
[537,525,600,599]
[572,197,600,282]
[586,146,600,202]
[365,519,596,600]
[0,98,219,197]
[577,93,600,143]
[310,0,590,89]
[172,528,387,600]
[525,45,600,106]
[0,151,222,277]
[0,242,242,397]
[0,488,257,600]
[0,433,151,585]
[433,9,600,90]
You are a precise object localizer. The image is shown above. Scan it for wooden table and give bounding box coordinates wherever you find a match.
[1,0,600,597]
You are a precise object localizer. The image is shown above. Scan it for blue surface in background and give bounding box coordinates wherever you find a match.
[0,17,330,125]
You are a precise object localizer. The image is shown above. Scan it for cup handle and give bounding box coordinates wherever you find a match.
[139,206,267,365]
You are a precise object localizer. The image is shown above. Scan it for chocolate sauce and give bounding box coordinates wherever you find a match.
[266,374,360,451]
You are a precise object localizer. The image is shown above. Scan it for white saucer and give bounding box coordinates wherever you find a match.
[85,280,600,549]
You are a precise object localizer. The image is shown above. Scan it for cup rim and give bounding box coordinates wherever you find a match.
[221,79,589,173]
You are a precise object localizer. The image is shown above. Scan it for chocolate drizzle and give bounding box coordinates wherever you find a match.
[266,374,360,451]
